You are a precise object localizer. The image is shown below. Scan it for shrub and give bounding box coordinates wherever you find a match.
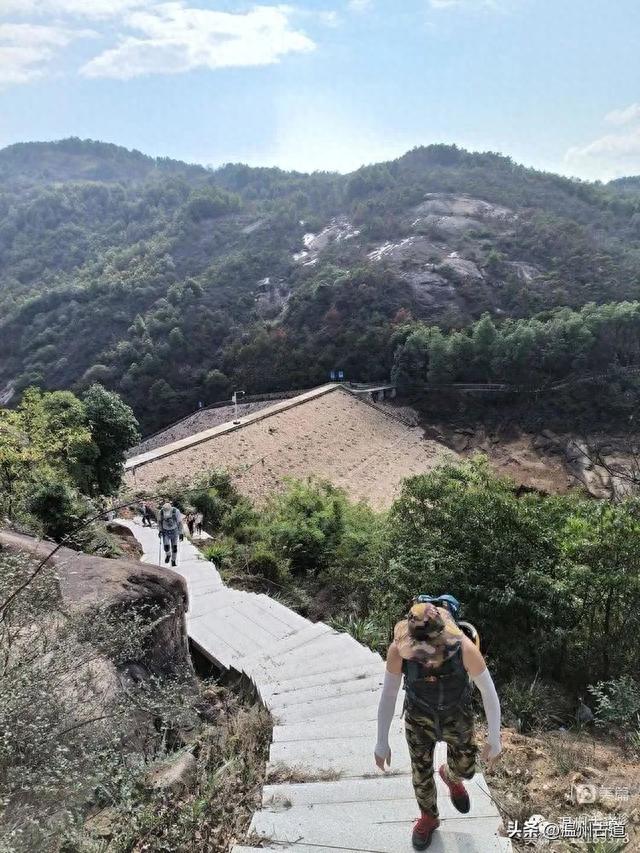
[385,459,569,680]
[26,478,85,540]
[245,543,286,583]
[501,677,573,732]
[203,539,236,570]
[327,613,388,653]
[588,676,640,728]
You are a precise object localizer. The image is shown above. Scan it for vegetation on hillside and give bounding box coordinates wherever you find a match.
[391,300,640,428]
[2,139,640,431]
[157,462,640,728]
[0,548,270,853]
[0,384,139,548]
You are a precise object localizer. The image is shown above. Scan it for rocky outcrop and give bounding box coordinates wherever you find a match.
[293,218,360,263]
[413,193,516,222]
[0,530,190,677]
[367,237,461,311]
[435,424,640,500]
[438,254,484,281]
[254,276,290,318]
[144,750,198,793]
[505,260,540,283]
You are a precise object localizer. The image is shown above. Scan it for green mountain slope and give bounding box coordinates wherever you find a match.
[1,138,639,431]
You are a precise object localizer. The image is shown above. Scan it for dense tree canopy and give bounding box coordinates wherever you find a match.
[1,138,640,432]
[0,384,139,539]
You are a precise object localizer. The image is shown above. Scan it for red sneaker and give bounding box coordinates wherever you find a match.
[412,813,440,850]
[438,764,471,813]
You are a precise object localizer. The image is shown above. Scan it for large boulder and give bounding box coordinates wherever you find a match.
[0,530,190,677]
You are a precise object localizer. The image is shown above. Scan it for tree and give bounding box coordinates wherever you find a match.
[472,313,498,380]
[427,331,452,384]
[82,384,140,496]
[384,460,568,679]
[11,387,97,493]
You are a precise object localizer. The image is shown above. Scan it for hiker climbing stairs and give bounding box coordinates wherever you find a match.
[120,518,512,853]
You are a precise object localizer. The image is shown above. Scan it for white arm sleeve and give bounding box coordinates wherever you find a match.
[472,667,502,756]
[375,671,402,759]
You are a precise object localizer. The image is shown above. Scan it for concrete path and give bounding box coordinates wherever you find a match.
[121,519,511,853]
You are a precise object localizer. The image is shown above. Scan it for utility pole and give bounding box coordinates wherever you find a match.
[232,390,245,423]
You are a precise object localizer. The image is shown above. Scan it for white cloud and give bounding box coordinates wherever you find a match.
[605,102,640,127]
[80,3,315,80]
[0,22,93,86]
[565,128,640,181]
[564,102,640,180]
[347,0,372,11]
[0,0,151,19]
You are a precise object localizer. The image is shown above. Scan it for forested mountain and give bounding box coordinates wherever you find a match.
[2,137,640,431]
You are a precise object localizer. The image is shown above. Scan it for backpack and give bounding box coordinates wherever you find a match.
[160,506,179,531]
[414,594,480,648]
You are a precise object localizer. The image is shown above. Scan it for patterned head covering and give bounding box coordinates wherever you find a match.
[394,602,464,670]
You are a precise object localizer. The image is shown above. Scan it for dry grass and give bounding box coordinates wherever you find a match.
[483,725,640,851]
[265,763,342,784]
[75,689,273,853]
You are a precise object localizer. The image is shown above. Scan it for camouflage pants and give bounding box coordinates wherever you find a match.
[404,702,477,818]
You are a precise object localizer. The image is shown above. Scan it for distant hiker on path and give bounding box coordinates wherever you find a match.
[141,500,156,527]
[186,511,196,537]
[158,501,184,567]
[374,600,502,850]
[195,511,204,537]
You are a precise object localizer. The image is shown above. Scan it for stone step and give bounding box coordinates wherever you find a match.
[246,633,368,683]
[268,730,411,778]
[273,685,381,725]
[185,582,225,600]
[255,594,309,628]
[187,588,243,618]
[269,673,385,710]
[273,715,405,744]
[232,847,361,853]
[250,807,508,852]
[188,619,244,668]
[253,647,380,690]
[261,661,381,704]
[234,840,512,853]
[194,596,298,643]
[196,605,284,656]
[234,622,333,673]
[261,765,440,806]
[232,600,300,642]
[273,701,391,729]
[263,659,383,702]
[262,770,498,820]
[186,571,224,586]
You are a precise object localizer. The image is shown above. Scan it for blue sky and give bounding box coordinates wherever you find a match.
[0,0,639,179]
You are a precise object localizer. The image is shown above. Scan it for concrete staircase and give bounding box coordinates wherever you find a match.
[121,519,511,853]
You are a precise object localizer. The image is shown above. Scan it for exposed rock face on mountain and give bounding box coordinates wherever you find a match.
[287,193,538,322]
[254,276,291,318]
[431,422,640,500]
[293,217,361,264]
[413,193,516,222]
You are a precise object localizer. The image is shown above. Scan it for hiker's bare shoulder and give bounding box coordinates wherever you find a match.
[461,634,486,676]
[385,641,403,673]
